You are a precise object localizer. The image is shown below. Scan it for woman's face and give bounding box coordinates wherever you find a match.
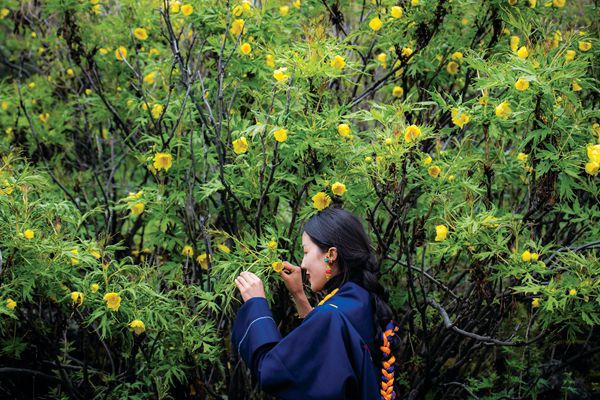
[300,232,337,292]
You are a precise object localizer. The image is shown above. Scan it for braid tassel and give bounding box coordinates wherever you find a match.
[379,320,399,400]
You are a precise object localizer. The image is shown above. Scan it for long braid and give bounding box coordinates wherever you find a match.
[379,320,399,400]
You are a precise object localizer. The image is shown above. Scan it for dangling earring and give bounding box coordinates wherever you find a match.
[324,256,333,280]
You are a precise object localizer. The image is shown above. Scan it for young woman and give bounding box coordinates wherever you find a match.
[232,207,400,400]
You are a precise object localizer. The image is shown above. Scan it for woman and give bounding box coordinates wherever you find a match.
[232,207,400,400]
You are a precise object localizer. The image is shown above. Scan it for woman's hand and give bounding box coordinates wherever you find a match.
[279,261,304,298]
[234,271,266,302]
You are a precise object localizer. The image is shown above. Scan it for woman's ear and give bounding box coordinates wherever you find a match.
[328,247,338,262]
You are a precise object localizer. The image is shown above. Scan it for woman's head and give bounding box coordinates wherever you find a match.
[301,206,376,293]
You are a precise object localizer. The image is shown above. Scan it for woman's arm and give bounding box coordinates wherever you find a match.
[291,292,313,318]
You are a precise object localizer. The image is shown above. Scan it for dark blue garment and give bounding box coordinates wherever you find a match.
[231,281,380,400]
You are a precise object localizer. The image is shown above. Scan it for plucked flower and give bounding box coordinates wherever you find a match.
[434,225,448,241]
[232,137,248,154]
[404,125,421,143]
[133,28,148,41]
[103,292,122,311]
[129,319,146,335]
[272,261,284,272]
[153,152,173,171]
[331,182,346,196]
[312,192,331,211]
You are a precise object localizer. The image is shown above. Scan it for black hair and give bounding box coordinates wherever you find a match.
[302,206,401,368]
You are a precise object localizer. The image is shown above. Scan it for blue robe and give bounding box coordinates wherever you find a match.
[231,281,380,400]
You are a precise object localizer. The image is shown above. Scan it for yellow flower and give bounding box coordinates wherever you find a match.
[90,283,99,293]
[182,245,194,257]
[495,101,512,119]
[517,152,528,162]
[267,240,278,250]
[218,243,231,253]
[553,0,565,7]
[565,49,576,61]
[131,202,145,216]
[530,252,540,261]
[70,249,79,265]
[133,27,148,41]
[510,36,520,53]
[402,47,413,58]
[241,0,252,11]
[517,46,529,59]
[585,162,599,176]
[392,86,404,98]
[273,67,289,82]
[266,54,275,68]
[434,225,448,241]
[196,253,211,270]
[292,0,301,9]
[331,182,346,196]
[368,17,383,31]
[572,81,582,92]
[578,41,591,52]
[404,125,421,143]
[229,19,245,37]
[508,0,517,5]
[391,6,403,18]
[337,123,351,137]
[428,165,441,178]
[232,5,243,16]
[0,8,9,19]
[115,46,127,61]
[99,47,109,55]
[551,30,562,48]
[451,108,471,128]
[240,42,252,55]
[1,100,8,110]
[312,191,332,211]
[482,216,499,228]
[592,123,600,137]
[143,72,157,84]
[330,55,346,70]
[181,4,193,16]
[272,261,284,272]
[411,0,420,5]
[568,288,577,296]
[451,51,463,62]
[103,292,122,311]
[423,155,432,165]
[170,1,181,13]
[6,298,16,310]
[279,5,289,16]
[587,144,600,163]
[274,128,288,142]
[85,88,92,95]
[66,68,75,77]
[151,104,163,119]
[24,229,35,240]
[521,250,532,262]
[377,53,387,66]
[515,78,529,91]
[153,152,173,171]
[385,138,393,145]
[446,61,459,75]
[232,137,249,154]
[149,48,160,56]
[71,291,84,306]
[529,0,537,7]
[531,297,540,308]
[39,113,49,124]
[130,319,146,335]
[479,94,489,106]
